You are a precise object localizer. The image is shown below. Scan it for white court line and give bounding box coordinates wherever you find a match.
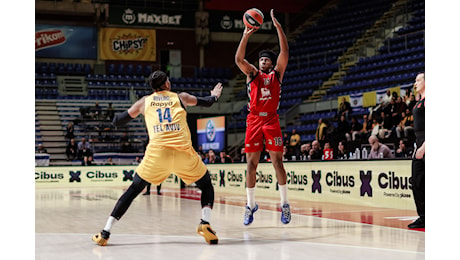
[36,232,425,256]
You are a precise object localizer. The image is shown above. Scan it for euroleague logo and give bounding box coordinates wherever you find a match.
[206,119,216,142]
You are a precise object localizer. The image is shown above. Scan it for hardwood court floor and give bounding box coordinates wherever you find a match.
[35,186,425,260]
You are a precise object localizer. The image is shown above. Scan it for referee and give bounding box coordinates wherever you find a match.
[408,72,425,229]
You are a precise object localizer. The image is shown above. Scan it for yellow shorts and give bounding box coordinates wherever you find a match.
[136,145,207,185]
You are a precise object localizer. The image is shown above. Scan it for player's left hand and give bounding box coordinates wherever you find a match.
[211,83,223,99]
[271,9,281,28]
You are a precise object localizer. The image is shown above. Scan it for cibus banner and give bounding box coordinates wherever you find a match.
[99,28,156,61]
[206,160,414,210]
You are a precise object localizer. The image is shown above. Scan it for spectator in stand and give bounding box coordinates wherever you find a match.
[395,139,413,158]
[337,97,352,120]
[84,155,95,166]
[66,138,78,161]
[105,157,116,165]
[349,116,362,141]
[322,142,334,160]
[119,132,133,152]
[377,112,392,139]
[239,147,247,163]
[300,142,311,160]
[336,115,351,142]
[407,93,417,111]
[283,146,289,161]
[395,108,414,139]
[335,141,348,160]
[78,137,92,163]
[91,102,102,120]
[205,149,217,164]
[104,102,115,121]
[283,132,290,148]
[289,129,301,160]
[131,156,142,165]
[381,89,392,108]
[309,140,322,160]
[359,114,372,140]
[367,135,394,159]
[315,118,328,142]
[65,122,75,140]
[36,143,48,154]
[217,150,233,163]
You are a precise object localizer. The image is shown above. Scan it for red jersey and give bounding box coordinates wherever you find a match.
[247,70,281,115]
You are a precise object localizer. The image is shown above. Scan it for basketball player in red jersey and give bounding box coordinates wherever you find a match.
[235,9,291,225]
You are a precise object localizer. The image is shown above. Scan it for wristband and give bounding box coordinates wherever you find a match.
[196,96,218,107]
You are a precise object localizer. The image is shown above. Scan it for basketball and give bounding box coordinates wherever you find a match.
[243,8,264,29]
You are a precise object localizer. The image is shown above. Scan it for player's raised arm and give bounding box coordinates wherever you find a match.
[271,9,289,81]
[179,82,223,108]
[112,96,146,127]
[235,26,259,78]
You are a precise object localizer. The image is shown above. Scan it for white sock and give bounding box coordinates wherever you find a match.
[278,184,288,205]
[202,206,212,223]
[103,216,117,232]
[246,187,256,209]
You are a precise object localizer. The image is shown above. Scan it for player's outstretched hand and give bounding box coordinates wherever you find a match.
[271,9,281,29]
[211,83,223,99]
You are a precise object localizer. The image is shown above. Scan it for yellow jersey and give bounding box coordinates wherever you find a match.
[144,90,192,149]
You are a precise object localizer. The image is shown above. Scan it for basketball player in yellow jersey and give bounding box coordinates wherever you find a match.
[92,70,223,246]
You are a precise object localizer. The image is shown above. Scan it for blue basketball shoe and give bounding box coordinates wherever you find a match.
[243,204,258,225]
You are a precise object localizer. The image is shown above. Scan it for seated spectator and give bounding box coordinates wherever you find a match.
[104,102,115,121]
[395,140,413,158]
[359,114,372,140]
[300,142,311,160]
[395,108,414,139]
[120,132,133,152]
[80,106,91,120]
[66,138,78,161]
[283,146,289,161]
[131,156,142,165]
[367,135,394,159]
[217,150,233,163]
[36,143,48,154]
[65,122,75,140]
[90,102,102,120]
[335,141,348,160]
[78,137,92,163]
[105,157,116,165]
[349,116,362,141]
[239,147,247,163]
[336,115,351,142]
[204,149,217,164]
[84,155,94,166]
[322,142,334,160]
[309,140,322,160]
[289,129,301,160]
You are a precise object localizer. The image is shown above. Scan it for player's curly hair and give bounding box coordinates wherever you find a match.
[148,70,167,91]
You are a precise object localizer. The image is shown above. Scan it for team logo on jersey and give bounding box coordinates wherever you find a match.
[260,87,272,100]
[264,78,271,86]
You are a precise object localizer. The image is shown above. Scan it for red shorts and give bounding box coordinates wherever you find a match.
[244,113,283,153]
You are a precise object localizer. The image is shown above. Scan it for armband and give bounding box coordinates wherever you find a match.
[112,111,134,127]
[196,96,218,107]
